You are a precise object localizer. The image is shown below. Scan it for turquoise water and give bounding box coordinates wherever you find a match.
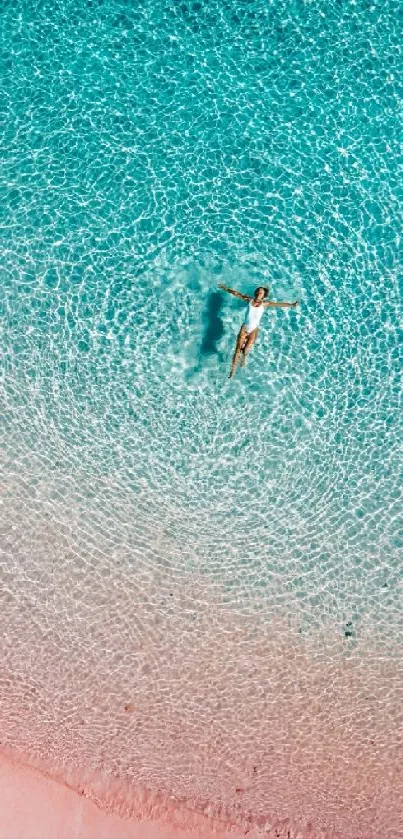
[2,0,401,614]
[1,1,403,833]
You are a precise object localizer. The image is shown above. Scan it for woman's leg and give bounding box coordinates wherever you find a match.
[241,328,258,365]
[229,325,247,378]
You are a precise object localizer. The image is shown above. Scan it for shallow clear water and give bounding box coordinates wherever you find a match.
[1,0,403,836]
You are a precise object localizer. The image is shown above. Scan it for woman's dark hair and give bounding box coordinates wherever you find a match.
[254,286,269,298]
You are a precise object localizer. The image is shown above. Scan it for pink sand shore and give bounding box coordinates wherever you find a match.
[0,753,315,839]
[0,753,223,839]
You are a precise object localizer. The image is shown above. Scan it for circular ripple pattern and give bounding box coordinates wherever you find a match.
[1,1,403,837]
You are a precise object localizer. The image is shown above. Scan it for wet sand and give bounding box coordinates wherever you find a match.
[0,752,230,839]
[0,750,344,839]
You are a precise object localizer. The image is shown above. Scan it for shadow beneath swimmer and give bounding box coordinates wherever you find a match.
[185,291,229,380]
[200,291,225,358]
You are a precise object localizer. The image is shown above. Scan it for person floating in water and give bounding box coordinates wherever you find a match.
[218,284,298,378]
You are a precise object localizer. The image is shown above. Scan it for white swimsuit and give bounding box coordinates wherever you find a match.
[244,301,265,333]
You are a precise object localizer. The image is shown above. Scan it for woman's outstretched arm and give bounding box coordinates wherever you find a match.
[218,284,250,301]
[264,300,298,308]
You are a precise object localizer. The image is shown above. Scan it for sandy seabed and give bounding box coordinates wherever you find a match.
[2,505,402,839]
